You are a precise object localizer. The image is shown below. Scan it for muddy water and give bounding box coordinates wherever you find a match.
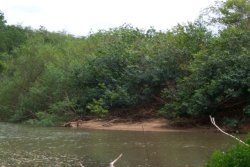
[0,123,243,167]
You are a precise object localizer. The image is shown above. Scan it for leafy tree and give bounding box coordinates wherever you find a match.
[161,0,250,121]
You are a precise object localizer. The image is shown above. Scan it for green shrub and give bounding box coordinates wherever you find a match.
[87,98,108,116]
[29,112,56,127]
[205,134,250,167]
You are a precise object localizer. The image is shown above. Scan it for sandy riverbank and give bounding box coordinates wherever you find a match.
[65,118,214,132]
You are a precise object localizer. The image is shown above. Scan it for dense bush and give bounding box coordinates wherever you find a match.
[0,0,249,126]
[205,134,250,167]
[160,0,250,121]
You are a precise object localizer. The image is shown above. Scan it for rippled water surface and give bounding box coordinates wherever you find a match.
[0,123,243,167]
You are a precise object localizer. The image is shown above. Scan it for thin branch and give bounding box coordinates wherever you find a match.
[110,154,123,167]
[79,162,85,167]
[209,115,249,147]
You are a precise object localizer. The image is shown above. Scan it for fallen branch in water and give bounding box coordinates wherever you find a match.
[110,153,123,167]
[209,115,249,147]
[79,162,85,167]
[79,153,122,167]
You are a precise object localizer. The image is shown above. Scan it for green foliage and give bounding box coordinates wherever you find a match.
[24,112,57,127]
[0,0,249,126]
[161,0,250,120]
[219,0,250,28]
[0,28,81,123]
[0,11,27,54]
[243,105,250,116]
[223,118,241,129]
[205,134,250,167]
[87,98,108,116]
[0,11,6,27]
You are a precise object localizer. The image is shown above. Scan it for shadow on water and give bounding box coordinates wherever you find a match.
[0,123,244,167]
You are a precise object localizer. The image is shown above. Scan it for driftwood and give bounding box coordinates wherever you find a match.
[109,154,123,167]
[79,153,122,167]
[209,115,249,147]
[79,162,85,167]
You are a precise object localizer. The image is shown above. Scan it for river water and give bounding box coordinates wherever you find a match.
[0,123,243,167]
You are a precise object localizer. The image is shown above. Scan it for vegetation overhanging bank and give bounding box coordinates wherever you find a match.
[0,0,249,129]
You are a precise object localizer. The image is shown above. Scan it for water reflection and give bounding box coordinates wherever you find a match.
[0,123,242,167]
